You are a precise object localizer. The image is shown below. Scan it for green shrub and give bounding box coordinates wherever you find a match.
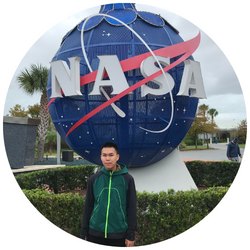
[136,187,228,245]
[23,187,228,245]
[185,161,240,188]
[23,188,85,237]
[15,165,98,193]
[182,134,203,146]
[179,141,186,149]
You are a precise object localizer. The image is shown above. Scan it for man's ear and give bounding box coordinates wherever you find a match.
[117,154,120,161]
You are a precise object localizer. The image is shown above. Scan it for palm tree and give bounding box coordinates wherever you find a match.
[17,64,50,162]
[207,108,219,123]
[198,104,209,117]
[208,108,219,143]
[198,104,209,144]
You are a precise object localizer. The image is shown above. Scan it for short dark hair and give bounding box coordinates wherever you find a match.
[101,142,119,154]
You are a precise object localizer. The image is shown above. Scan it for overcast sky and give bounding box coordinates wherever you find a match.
[2,1,247,124]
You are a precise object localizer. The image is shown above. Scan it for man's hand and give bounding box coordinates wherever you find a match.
[125,239,134,247]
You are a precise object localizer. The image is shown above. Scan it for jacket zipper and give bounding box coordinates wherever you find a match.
[105,171,113,238]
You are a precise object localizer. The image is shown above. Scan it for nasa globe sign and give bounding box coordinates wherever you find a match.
[47,3,206,167]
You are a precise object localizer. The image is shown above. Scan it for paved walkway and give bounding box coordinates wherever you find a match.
[180,143,244,162]
[12,156,95,175]
[12,164,66,174]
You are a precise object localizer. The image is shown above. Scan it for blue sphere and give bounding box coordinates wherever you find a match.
[47,3,198,167]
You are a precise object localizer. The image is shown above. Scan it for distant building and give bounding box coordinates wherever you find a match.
[215,120,239,141]
[198,120,239,143]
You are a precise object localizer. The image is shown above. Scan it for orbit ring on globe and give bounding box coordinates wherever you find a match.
[80,13,174,134]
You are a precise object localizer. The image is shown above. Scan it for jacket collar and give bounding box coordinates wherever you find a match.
[101,163,128,175]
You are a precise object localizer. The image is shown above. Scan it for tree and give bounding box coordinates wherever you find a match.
[7,104,28,117]
[199,104,209,117]
[17,64,50,162]
[203,119,219,147]
[207,108,219,142]
[8,103,41,119]
[188,105,219,149]
[27,103,40,118]
[187,108,206,149]
[45,130,57,155]
[207,108,219,123]
[198,104,209,143]
[237,119,247,144]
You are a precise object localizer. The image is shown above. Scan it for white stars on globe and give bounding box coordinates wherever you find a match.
[176,107,187,114]
[58,99,189,161]
[102,31,111,37]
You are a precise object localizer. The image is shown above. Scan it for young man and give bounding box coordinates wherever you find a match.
[227,137,242,161]
[81,142,137,247]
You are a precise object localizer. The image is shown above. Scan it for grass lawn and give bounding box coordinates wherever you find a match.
[182,144,245,150]
[181,145,213,150]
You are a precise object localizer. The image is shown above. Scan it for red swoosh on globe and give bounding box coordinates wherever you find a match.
[64,32,201,137]
[47,32,201,137]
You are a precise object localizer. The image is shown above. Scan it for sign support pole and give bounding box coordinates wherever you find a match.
[57,132,61,165]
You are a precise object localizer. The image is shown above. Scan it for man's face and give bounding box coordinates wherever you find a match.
[101,147,120,172]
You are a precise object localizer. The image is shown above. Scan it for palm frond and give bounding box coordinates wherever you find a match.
[17,64,49,95]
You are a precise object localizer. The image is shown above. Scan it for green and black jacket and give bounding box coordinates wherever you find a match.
[81,164,137,241]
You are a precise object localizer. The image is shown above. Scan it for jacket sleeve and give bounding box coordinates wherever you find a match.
[125,176,137,241]
[237,144,242,156]
[227,143,231,158]
[80,176,95,239]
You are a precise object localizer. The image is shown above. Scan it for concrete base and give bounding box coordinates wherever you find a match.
[128,149,197,193]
